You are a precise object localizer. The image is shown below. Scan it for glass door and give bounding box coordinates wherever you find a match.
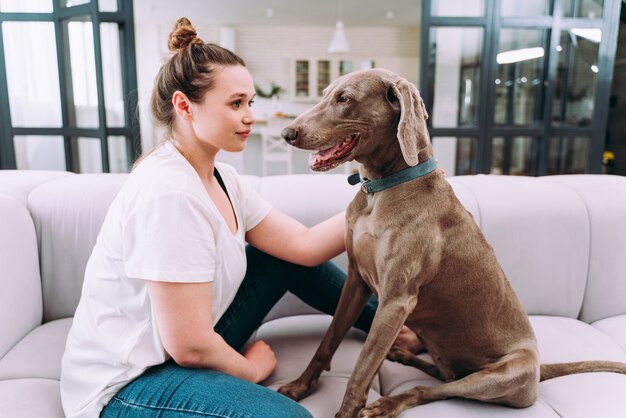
[421,0,622,175]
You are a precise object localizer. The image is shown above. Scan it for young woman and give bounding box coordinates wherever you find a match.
[60,17,420,418]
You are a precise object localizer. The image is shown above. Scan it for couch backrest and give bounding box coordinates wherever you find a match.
[28,174,129,322]
[0,170,73,206]
[449,175,591,319]
[0,195,43,357]
[22,170,626,325]
[542,175,626,323]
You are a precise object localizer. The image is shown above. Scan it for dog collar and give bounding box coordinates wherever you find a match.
[347,158,437,194]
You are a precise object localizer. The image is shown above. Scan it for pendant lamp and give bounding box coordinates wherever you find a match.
[328,0,350,53]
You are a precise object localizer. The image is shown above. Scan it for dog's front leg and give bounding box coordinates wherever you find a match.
[278,265,372,401]
[336,295,418,418]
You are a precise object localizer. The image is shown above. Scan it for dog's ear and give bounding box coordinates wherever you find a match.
[390,80,429,166]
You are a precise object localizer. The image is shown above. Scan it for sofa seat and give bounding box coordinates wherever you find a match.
[0,319,72,381]
[0,378,64,417]
[4,313,626,417]
[592,315,626,352]
[263,314,626,418]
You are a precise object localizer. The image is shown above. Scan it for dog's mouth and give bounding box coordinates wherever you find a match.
[309,133,360,172]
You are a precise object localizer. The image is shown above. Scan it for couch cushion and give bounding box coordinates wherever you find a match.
[267,375,381,418]
[0,378,64,418]
[258,174,357,227]
[0,318,72,381]
[538,373,626,418]
[256,314,380,393]
[378,315,626,417]
[447,178,481,226]
[0,170,73,206]
[0,196,42,359]
[592,315,626,352]
[391,385,558,417]
[542,175,626,323]
[28,174,128,322]
[258,315,382,417]
[451,175,589,318]
[530,316,626,364]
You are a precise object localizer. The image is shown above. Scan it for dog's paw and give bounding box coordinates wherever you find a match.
[387,346,413,364]
[277,379,316,401]
[360,396,402,418]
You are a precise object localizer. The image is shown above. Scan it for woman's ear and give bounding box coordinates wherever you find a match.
[172,91,193,121]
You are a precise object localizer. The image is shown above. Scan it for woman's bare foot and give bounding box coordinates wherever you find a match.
[392,325,425,354]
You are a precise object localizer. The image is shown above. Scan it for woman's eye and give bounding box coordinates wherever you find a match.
[232,100,241,108]
[249,99,255,107]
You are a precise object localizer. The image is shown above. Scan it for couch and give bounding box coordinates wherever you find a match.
[1,169,626,418]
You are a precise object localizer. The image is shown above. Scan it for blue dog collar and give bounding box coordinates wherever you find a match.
[347,158,437,194]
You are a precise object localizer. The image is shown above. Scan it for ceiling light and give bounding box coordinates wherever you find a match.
[497,47,544,64]
[386,10,395,20]
[328,21,350,53]
[328,0,350,54]
[266,7,274,18]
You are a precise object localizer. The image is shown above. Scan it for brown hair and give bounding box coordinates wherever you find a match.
[134,18,245,169]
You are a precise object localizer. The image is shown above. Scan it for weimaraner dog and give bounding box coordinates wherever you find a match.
[278,68,626,418]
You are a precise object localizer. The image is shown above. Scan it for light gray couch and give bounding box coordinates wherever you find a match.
[1,169,626,418]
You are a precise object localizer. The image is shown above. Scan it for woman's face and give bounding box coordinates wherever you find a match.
[190,65,256,153]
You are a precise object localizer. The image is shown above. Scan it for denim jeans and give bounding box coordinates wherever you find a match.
[101,246,378,417]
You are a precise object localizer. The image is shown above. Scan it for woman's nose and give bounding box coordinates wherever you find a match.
[243,111,255,125]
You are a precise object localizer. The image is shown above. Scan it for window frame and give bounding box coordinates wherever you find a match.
[421,0,622,175]
[0,0,140,172]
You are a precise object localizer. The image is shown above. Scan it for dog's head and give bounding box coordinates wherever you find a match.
[282,68,432,172]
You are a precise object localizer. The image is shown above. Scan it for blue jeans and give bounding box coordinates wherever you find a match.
[101,246,378,417]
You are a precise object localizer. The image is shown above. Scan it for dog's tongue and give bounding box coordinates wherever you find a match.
[310,144,343,166]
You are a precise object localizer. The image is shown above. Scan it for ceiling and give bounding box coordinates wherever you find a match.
[133,0,422,27]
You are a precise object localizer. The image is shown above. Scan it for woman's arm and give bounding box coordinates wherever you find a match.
[145,280,276,383]
[245,209,346,267]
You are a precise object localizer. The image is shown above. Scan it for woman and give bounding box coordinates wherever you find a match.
[61,17,419,418]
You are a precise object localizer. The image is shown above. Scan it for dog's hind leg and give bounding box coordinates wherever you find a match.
[361,348,540,418]
[386,347,445,381]
[335,295,419,418]
[278,265,373,402]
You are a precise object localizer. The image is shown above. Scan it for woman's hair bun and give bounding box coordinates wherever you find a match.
[168,17,203,52]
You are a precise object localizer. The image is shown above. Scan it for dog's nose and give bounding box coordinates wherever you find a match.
[282,127,298,142]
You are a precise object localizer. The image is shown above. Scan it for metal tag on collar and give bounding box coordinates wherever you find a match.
[361,181,372,194]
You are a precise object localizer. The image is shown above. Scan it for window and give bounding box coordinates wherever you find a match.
[421,0,620,175]
[0,0,140,172]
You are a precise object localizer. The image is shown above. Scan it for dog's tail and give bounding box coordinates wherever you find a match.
[540,361,626,381]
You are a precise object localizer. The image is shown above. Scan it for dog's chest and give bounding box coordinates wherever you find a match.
[346,199,390,287]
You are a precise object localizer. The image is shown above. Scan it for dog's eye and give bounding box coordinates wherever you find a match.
[337,96,350,103]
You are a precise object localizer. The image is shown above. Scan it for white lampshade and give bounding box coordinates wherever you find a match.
[328,21,350,54]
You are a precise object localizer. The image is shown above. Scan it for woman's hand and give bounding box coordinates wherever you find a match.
[243,340,277,383]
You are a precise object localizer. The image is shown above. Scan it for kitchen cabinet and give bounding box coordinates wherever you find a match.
[293,58,375,100]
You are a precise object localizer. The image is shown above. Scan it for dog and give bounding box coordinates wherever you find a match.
[277,68,626,418]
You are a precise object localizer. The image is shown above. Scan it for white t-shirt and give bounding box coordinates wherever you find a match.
[60,141,272,418]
